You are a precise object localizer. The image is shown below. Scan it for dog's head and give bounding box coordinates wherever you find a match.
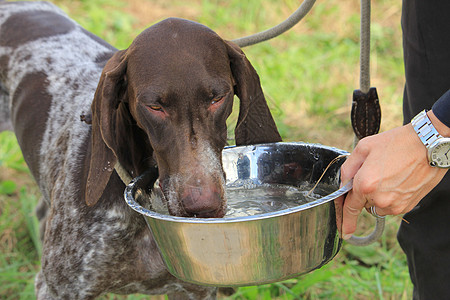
[85,18,281,217]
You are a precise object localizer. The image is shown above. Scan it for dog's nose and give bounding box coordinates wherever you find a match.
[181,186,223,218]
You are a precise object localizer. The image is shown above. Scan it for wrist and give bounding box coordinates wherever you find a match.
[428,110,450,137]
[411,110,450,168]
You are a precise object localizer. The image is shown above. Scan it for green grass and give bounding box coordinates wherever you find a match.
[0,132,41,299]
[1,0,411,299]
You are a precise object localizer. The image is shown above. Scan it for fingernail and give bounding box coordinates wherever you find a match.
[342,233,352,240]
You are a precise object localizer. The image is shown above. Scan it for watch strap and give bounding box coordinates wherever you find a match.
[411,110,442,148]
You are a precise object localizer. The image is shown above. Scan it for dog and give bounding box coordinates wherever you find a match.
[0,1,281,299]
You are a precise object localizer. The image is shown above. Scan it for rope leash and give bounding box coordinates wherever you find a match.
[348,0,385,246]
[232,0,316,47]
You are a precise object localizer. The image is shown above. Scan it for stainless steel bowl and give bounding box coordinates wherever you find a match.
[125,142,352,287]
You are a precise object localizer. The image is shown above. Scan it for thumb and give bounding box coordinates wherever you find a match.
[341,188,366,239]
[339,142,371,239]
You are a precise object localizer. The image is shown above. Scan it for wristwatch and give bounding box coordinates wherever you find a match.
[411,110,450,168]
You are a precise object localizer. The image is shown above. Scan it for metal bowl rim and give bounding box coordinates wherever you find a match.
[124,142,351,224]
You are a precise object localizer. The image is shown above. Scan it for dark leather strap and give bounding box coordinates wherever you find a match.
[351,87,381,140]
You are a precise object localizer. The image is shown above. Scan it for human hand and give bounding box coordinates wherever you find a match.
[337,111,449,240]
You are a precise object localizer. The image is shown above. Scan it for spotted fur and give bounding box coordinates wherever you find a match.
[0,2,219,299]
[0,1,281,299]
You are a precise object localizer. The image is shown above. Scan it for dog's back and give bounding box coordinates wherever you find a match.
[0,1,115,199]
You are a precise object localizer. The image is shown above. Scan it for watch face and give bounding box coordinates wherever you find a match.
[429,138,450,168]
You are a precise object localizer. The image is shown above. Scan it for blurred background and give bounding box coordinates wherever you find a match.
[0,0,411,298]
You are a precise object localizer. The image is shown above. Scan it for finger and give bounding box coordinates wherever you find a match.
[340,142,370,185]
[341,189,367,239]
[369,206,386,218]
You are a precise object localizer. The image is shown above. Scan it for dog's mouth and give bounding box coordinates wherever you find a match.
[153,179,226,218]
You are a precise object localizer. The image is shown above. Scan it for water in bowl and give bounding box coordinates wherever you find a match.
[148,179,334,218]
[224,180,333,218]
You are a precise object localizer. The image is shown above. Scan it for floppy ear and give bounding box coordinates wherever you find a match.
[225,41,282,146]
[85,50,128,206]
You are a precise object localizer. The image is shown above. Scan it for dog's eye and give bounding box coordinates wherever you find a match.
[146,104,166,118]
[148,105,163,112]
[211,96,224,105]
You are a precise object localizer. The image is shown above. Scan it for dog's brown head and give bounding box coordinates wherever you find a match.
[85,18,281,217]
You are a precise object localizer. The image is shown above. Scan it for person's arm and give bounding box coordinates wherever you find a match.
[432,89,450,134]
[339,90,450,239]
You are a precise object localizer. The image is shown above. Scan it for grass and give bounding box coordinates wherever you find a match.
[1,0,410,299]
[0,132,41,299]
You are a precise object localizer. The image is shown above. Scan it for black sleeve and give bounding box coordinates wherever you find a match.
[432,89,450,129]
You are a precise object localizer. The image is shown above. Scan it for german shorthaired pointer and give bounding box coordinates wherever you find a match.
[0,1,281,299]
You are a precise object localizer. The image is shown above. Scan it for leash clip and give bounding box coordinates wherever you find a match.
[351,87,381,140]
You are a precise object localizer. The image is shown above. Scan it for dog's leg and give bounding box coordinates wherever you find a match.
[35,197,48,242]
[0,81,12,132]
[35,271,57,300]
[167,284,217,300]
[167,290,217,300]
